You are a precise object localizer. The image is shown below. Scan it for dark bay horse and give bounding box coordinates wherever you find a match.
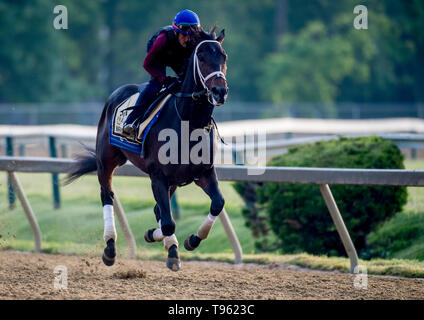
[66,27,228,271]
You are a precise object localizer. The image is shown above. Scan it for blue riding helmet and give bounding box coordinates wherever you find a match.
[172,9,200,34]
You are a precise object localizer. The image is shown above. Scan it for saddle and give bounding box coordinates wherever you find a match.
[116,80,178,135]
[113,92,170,141]
[110,80,181,157]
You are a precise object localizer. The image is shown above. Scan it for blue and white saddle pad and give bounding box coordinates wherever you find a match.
[110,93,171,156]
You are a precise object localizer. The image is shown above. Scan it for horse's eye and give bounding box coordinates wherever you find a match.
[198,53,205,62]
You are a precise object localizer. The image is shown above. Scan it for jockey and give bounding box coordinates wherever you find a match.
[122,9,201,137]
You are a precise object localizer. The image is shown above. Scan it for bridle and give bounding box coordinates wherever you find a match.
[193,40,227,106]
[172,39,228,141]
[174,40,228,106]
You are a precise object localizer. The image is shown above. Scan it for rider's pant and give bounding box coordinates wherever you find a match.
[125,77,162,124]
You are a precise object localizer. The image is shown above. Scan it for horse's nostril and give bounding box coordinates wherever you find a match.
[212,87,227,97]
[220,87,228,98]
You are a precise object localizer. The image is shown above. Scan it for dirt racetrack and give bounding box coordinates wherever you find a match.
[0,250,423,300]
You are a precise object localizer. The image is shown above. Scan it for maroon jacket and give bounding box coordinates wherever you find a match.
[143,31,192,84]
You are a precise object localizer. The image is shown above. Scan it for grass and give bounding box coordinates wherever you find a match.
[0,158,424,278]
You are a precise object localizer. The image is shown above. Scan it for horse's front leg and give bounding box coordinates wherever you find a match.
[144,185,177,243]
[185,167,225,251]
[150,176,180,271]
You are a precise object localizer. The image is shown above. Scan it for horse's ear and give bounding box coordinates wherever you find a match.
[210,25,218,38]
[217,29,225,44]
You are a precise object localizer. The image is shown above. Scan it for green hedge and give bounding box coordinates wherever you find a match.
[234,136,407,257]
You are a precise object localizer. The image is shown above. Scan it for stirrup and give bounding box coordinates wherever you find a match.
[122,123,137,137]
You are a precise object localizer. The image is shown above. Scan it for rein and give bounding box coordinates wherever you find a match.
[172,98,227,145]
[173,88,206,100]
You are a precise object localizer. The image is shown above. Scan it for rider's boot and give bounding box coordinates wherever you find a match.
[122,102,145,137]
[122,78,163,137]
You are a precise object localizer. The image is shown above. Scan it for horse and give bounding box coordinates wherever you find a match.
[66,27,228,271]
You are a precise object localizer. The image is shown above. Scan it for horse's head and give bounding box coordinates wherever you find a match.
[189,27,229,106]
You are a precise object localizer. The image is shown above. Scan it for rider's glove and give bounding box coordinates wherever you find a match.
[163,76,178,88]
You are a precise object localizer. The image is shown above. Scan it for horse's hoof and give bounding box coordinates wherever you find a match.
[166,257,181,272]
[102,239,116,267]
[167,244,181,272]
[102,252,115,266]
[144,228,156,243]
[184,234,201,251]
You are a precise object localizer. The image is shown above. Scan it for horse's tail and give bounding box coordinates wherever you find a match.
[64,146,97,185]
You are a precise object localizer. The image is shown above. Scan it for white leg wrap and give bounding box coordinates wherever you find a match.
[153,228,165,241]
[197,213,217,240]
[152,219,165,241]
[164,234,179,251]
[103,205,117,242]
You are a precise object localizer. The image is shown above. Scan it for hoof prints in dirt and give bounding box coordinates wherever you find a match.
[2,252,424,300]
[112,269,147,279]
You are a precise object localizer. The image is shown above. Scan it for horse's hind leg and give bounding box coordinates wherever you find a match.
[185,168,225,251]
[98,145,126,266]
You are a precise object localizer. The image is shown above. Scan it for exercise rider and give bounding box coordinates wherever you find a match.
[122,9,201,137]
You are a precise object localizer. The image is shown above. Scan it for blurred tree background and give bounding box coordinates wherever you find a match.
[0,0,423,115]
